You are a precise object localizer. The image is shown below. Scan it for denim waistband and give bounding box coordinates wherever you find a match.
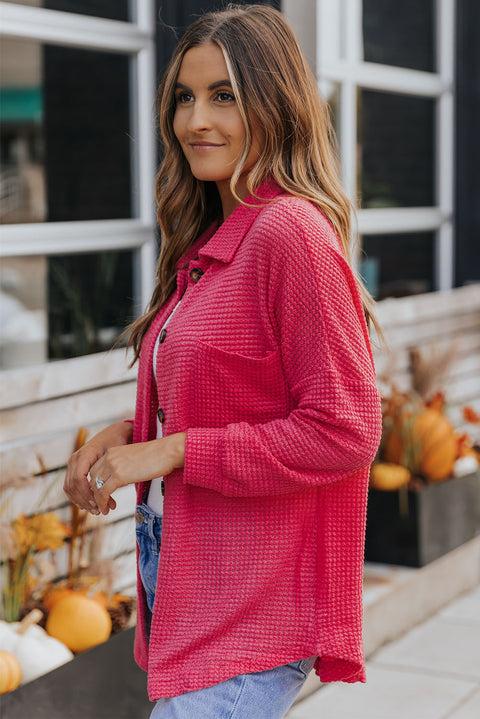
[135,501,162,542]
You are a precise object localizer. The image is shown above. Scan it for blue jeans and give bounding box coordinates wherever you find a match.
[150,658,316,718]
[135,502,316,719]
[135,500,163,613]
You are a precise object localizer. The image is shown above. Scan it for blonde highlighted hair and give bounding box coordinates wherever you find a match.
[128,3,379,361]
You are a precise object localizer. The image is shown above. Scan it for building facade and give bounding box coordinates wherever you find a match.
[1,0,478,370]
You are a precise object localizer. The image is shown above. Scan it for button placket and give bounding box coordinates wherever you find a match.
[154,261,206,469]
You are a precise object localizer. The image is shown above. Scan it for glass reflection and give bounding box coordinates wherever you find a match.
[1,1,131,22]
[0,37,132,224]
[358,90,435,209]
[361,232,435,300]
[363,0,435,72]
[0,250,134,367]
[0,256,48,367]
[48,250,134,360]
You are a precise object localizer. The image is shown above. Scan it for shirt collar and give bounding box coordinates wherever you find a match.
[175,177,284,268]
[198,177,284,264]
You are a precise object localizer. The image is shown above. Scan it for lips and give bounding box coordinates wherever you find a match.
[189,141,224,151]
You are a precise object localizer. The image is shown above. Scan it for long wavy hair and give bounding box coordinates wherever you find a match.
[128,3,379,362]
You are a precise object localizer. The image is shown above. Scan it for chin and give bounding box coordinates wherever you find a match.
[188,166,230,183]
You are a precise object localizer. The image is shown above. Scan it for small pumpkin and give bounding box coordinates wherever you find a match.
[384,407,457,481]
[0,650,22,694]
[0,610,73,685]
[43,582,109,612]
[370,463,411,491]
[46,594,112,653]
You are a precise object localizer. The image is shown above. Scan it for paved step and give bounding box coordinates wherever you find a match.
[291,536,480,711]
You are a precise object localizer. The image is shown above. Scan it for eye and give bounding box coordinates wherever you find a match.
[215,91,235,103]
[176,91,193,105]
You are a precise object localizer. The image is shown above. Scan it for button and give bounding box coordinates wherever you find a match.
[159,329,167,343]
[157,408,165,423]
[161,480,165,497]
[189,267,204,283]
[136,509,146,524]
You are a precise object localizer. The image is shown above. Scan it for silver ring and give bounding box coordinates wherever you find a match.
[95,476,105,490]
[87,471,92,482]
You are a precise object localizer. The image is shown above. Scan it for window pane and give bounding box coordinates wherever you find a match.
[48,251,134,360]
[361,232,435,300]
[0,251,134,367]
[2,0,131,22]
[358,90,435,209]
[363,0,435,72]
[0,256,48,367]
[0,37,133,224]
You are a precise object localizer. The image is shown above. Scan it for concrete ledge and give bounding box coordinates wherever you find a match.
[296,536,480,704]
[363,535,480,656]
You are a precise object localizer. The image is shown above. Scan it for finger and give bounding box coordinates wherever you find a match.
[84,472,101,514]
[65,463,98,513]
[89,471,113,515]
[65,447,100,506]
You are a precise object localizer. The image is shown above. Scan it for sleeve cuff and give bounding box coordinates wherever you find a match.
[183,426,227,493]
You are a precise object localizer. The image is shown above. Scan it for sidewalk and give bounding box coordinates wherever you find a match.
[287,583,480,719]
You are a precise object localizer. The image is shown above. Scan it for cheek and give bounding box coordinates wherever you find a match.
[223,110,246,145]
[173,111,183,143]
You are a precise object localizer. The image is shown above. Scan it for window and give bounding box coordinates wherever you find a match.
[316,0,455,299]
[0,38,133,225]
[362,232,435,300]
[2,0,131,22]
[0,0,156,368]
[358,90,435,209]
[362,0,435,72]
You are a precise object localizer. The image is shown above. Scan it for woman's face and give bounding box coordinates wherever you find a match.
[173,43,262,203]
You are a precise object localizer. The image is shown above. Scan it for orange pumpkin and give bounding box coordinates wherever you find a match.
[384,407,457,481]
[43,583,109,612]
[369,463,411,491]
[46,595,112,653]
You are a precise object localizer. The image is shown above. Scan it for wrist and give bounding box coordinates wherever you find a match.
[93,421,132,452]
[168,432,186,470]
[120,420,134,444]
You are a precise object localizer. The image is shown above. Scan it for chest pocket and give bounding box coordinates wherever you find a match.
[186,341,287,426]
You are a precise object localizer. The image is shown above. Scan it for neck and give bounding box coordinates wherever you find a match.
[216,176,250,220]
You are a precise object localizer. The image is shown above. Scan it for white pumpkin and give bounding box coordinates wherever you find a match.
[0,610,73,684]
[453,454,479,477]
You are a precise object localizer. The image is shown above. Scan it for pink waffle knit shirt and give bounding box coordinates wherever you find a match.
[133,178,382,699]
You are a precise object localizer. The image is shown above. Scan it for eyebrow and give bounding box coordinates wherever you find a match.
[175,79,233,92]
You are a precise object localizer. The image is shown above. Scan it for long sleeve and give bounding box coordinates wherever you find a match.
[183,202,382,497]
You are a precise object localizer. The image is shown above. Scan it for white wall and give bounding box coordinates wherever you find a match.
[282,0,317,71]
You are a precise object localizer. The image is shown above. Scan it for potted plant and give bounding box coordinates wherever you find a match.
[0,428,138,715]
[365,347,480,567]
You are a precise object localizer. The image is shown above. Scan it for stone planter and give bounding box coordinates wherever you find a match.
[0,628,155,719]
[365,471,480,567]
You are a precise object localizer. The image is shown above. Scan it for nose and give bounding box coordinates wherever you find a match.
[186,99,212,133]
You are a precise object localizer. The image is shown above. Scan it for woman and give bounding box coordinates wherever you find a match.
[64,5,382,718]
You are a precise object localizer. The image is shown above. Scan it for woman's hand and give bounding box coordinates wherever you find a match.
[64,421,134,514]
[88,432,186,514]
